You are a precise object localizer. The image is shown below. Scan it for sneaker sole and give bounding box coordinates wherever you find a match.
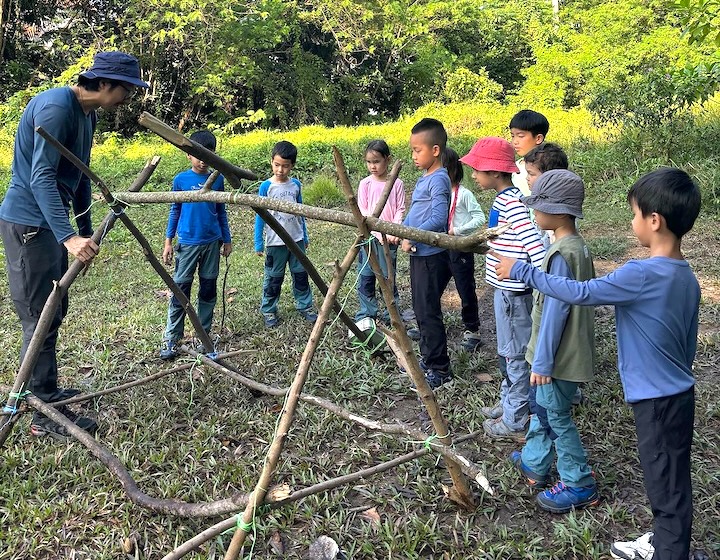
[536,494,600,514]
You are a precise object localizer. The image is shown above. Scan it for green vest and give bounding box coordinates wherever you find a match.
[526,235,596,382]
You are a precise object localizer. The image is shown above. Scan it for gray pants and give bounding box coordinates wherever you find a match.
[0,219,68,402]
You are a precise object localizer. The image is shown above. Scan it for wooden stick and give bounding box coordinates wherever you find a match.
[162,430,485,560]
[34,127,216,356]
[333,147,480,509]
[0,156,160,446]
[114,189,504,254]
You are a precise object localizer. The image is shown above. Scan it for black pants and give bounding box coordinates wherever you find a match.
[448,250,479,332]
[0,219,68,402]
[632,388,694,560]
[410,252,452,371]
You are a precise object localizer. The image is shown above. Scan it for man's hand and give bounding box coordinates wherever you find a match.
[530,372,552,386]
[489,250,517,281]
[162,240,174,266]
[221,242,233,257]
[63,235,99,264]
[401,239,414,253]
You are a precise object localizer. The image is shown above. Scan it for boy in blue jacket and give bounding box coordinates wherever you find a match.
[160,130,232,359]
[494,167,701,560]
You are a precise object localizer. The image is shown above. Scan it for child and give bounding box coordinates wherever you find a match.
[524,142,569,191]
[443,147,486,351]
[254,140,317,328]
[356,140,405,324]
[401,118,453,389]
[507,169,599,513]
[459,137,545,440]
[494,167,701,560]
[509,109,550,196]
[160,130,232,359]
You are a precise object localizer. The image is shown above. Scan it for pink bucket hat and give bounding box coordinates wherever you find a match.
[459,137,519,174]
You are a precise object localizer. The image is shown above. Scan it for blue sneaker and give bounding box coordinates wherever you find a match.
[159,340,179,360]
[299,309,318,323]
[399,359,429,374]
[263,313,280,328]
[424,368,453,390]
[536,481,599,513]
[406,327,421,341]
[509,451,549,489]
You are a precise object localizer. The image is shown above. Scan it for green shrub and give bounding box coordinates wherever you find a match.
[443,67,503,103]
[302,175,345,208]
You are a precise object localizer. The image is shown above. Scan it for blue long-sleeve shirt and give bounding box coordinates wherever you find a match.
[511,256,699,402]
[253,178,308,252]
[532,254,572,376]
[0,87,94,242]
[165,170,231,245]
[402,168,450,256]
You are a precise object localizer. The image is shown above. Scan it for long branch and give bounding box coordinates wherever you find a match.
[113,189,504,254]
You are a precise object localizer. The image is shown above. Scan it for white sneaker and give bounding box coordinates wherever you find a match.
[610,532,654,560]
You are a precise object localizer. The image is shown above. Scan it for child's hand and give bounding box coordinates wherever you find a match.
[386,235,400,245]
[489,250,517,280]
[530,372,552,386]
[401,239,415,253]
[162,242,174,266]
[222,242,233,257]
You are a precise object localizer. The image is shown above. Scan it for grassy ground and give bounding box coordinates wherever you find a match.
[1,146,720,559]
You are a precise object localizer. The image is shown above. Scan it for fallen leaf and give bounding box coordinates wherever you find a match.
[227,297,235,303]
[78,365,94,376]
[474,373,493,383]
[360,506,381,526]
[155,289,172,300]
[268,483,292,501]
[269,530,284,555]
[226,287,238,296]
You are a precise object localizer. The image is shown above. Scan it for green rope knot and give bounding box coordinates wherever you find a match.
[423,434,438,451]
[236,517,254,532]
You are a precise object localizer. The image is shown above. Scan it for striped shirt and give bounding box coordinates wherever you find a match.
[485,186,545,290]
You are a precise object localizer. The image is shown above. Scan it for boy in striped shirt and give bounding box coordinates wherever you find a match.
[460,137,546,441]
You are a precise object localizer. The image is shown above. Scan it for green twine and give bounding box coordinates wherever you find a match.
[350,319,386,356]
[3,389,31,415]
[423,434,439,451]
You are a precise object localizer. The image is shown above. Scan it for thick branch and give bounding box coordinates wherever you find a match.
[113,190,505,254]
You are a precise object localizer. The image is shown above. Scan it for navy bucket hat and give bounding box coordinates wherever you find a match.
[80,51,149,88]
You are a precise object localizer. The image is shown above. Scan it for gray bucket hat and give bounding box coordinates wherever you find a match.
[80,51,149,88]
[521,169,585,218]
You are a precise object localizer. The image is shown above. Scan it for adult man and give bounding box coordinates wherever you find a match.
[0,51,149,440]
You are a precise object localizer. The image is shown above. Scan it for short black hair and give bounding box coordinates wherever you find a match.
[442,147,463,185]
[411,118,447,151]
[272,140,297,164]
[524,143,568,173]
[627,167,701,239]
[509,109,550,137]
[365,139,391,158]
[189,129,217,151]
[77,75,126,92]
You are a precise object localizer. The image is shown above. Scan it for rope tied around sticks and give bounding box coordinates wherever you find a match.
[3,389,31,415]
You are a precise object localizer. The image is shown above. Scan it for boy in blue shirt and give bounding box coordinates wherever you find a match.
[401,118,453,389]
[254,141,317,328]
[160,130,232,359]
[494,168,701,560]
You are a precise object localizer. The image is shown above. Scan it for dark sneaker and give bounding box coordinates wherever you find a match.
[299,309,318,323]
[536,481,600,514]
[424,369,453,390]
[50,387,82,402]
[159,340,179,360]
[610,532,654,560]
[263,313,280,328]
[195,342,215,355]
[30,406,98,441]
[509,450,549,489]
[398,359,429,375]
[483,417,527,442]
[480,402,503,419]
[460,330,483,351]
[401,308,416,322]
[406,328,421,341]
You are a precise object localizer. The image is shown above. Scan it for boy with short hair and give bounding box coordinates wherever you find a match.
[460,137,546,440]
[523,142,569,191]
[254,140,317,328]
[401,118,453,389]
[507,169,599,513]
[494,167,701,560]
[160,130,232,359]
[509,109,550,196]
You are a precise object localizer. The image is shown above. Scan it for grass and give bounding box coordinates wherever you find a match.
[1,105,720,559]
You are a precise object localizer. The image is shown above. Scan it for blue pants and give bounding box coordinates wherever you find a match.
[261,244,313,315]
[522,379,595,487]
[494,289,533,431]
[164,241,220,343]
[356,239,398,322]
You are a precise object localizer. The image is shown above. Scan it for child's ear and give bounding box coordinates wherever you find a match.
[650,212,664,232]
[432,144,441,157]
[534,134,545,145]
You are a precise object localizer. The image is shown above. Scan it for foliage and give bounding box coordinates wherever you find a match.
[302,175,346,208]
[443,67,504,103]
